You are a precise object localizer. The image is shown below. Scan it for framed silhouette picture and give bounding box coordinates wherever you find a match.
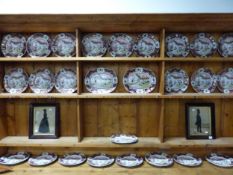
[29,103,60,139]
[185,103,216,139]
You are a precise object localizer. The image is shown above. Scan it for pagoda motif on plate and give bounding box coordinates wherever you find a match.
[217,68,233,93]
[218,33,233,57]
[123,67,156,93]
[1,33,26,57]
[82,33,108,57]
[165,67,189,93]
[166,33,190,57]
[174,153,202,167]
[109,33,134,57]
[0,152,30,166]
[84,67,118,93]
[116,154,143,168]
[145,152,173,167]
[58,152,86,167]
[134,33,160,57]
[191,67,217,93]
[206,153,233,168]
[87,153,114,168]
[190,33,217,57]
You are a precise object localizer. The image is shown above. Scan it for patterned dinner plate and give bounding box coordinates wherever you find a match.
[109,33,134,57]
[82,33,108,57]
[116,154,143,168]
[206,153,233,168]
[218,33,233,57]
[165,67,189,93]
[110,134,138,144]
[52,33,76,57]
[166,33,190,57]
[55,68,77,93]
[217,68,233,93]
[190,33,217,57]
[191,68,217,93]
[123,67,156,93]
[28,152,57,167]
[145,152,173,167]
[173,153,202,167]
[58,152,86,167]
[4,68,28,93]
[1,33,26,57]
[27,33,51,57]
[87,153,114,168]
[84,67,118,93]
[0,152,30,166]
[29,68,54,93]
[134,33,160,57]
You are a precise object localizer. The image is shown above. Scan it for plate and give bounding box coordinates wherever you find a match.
[206,153,233,168]
[218,33,233,57]
[52,33,76,57]
[28,152,57,167]
[110,134,138,144]
[82,33,108,57]
[27,33,51,57]
[0,152,30,166]
[145,152,173,167]
[116,154,143,168]
[1,33,26,57]
[4,68,28,93]
[217,68,233,93]
[58,152,86,167]
[87,153,114,168]
[166,33,190,57]
[134,33,160,57]
[109,33,134,57]
[29,68,54,93]
[55,68,77,93]
[165,67,189,93]
[191,68,217,93]
[123,67,156,93]
[190,33,217,57]
[173,153,202,167]
[84,67,118,93]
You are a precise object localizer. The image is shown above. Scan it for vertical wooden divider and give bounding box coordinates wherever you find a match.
[76,29,83,142]
[158,29,166,143]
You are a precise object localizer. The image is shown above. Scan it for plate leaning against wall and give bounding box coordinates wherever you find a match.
[110,134,138,144]
[206,153,233,168]
[173,153,202,167]
[58,152,86,167]
[0,152,30,166]
[116,154,143,168]
[145,152,173,167]
[28,152,57,167]
[87,153,115,168]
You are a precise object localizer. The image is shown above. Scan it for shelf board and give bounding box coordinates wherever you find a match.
[79,93,161,99]
[0,57,78,62]
[0,93,78,99]
[163,93,233,99]
[164,57,233,62]
[76,57,163,62]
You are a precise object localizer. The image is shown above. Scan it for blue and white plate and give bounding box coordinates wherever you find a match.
[58,152,86,167]
[28,152,57,167]
[145,152,173,167]
[110,134,138,144]
[0,152,30,166]
[218,33,233,57]
[87,153,114,168]
[206,153,233,168]
[174,153,202,167]
[116,154,143,168]
[217,68,233,93]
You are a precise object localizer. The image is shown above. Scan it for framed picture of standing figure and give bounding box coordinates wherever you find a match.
[29,103,60,139]
[185,103,216,139]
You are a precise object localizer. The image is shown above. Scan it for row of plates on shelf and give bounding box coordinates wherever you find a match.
[0,151,232,168]
[3,67,233,94]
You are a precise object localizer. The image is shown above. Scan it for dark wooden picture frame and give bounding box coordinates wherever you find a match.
[185,103,216,139]
[29,103,60,139]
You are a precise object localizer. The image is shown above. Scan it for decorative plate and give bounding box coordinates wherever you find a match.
[206,153,233,168]
[55,68,77,93]
[116,154,143,168]
[109,33,134,57]
[0,152,30,166]
[29,68,54,93]
[82,33,108,57]
[52,33,76,57]
[28,152,57,167]
[27,33,51,57]
[4,68,28,93]
[123,67,156,93]
[134,33,160,57]
[218,33,233,57]
[191,68,217,93]
[190,33,217,57]
[58,152,86,167]
[165,67,189,93]
[84,67,118,93]
[110,134,138,144]
[1,33,26,57]
[145,152,173,167]
[173,153,202,167]
[166,33,190,57]
[87,153,114,168]
[217,68,233,93]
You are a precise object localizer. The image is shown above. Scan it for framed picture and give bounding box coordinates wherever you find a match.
[29,103,60,139]
[185,103,216,139]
